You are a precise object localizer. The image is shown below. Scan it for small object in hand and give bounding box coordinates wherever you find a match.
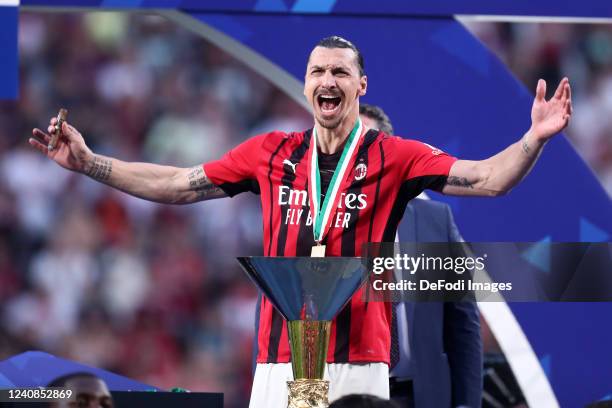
[49,108,68,151]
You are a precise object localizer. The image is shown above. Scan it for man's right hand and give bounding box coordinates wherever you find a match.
[29,117,93,173]
[28,115,226,204]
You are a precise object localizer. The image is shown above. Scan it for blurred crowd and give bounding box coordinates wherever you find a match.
[462,20,612,196]
[0,12,309,408]
[0,11,609,408]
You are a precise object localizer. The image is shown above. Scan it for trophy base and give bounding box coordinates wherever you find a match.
[287,379,330,408]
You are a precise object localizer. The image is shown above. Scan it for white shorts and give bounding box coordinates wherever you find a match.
[248,362,389,408]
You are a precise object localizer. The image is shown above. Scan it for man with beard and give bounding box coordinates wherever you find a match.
[30,36,571,407]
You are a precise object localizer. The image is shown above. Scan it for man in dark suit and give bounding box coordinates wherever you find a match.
[360,104,482,408]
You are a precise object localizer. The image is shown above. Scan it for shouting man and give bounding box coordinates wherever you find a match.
[29,36,571,407]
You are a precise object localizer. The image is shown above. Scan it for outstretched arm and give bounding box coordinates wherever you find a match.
[28,117,226,204]
[442,77,572,196]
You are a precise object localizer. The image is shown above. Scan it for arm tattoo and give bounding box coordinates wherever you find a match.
[446,176,474,189]
[521,137,531,155]
[86,156,112,181]
[187,166,222,199]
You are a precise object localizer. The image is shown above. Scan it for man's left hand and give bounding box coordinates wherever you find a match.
[529,77,572,142]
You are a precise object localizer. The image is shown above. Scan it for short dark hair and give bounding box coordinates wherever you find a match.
[47,372,101,387]
[315,36,365,76]
[329,394,400,408]
[359,103,394,134]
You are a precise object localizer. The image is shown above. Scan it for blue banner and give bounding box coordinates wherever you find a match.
[20,0,612,18]
[0,5,17,100]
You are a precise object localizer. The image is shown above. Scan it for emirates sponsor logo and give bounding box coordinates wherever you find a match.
[278,186,367,228]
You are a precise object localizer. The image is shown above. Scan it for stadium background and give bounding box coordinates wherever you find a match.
[0,5,611,408]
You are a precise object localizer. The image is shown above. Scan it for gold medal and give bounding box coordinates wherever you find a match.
[311,244,326,257]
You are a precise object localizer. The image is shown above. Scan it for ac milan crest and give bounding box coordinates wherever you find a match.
[354,163,367,181]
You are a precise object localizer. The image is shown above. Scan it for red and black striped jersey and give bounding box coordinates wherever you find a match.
[203,128,456,364]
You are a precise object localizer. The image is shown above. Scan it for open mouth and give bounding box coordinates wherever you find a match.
[317,94,342,114]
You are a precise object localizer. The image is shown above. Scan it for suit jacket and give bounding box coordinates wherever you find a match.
[397,198,482,408]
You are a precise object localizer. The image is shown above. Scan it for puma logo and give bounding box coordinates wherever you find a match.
[283,159,298,174]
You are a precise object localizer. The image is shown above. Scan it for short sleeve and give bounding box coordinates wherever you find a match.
[395,138,457,191]
[203,134,266,197]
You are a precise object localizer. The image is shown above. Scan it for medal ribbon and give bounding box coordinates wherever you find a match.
[309,118,363,244]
